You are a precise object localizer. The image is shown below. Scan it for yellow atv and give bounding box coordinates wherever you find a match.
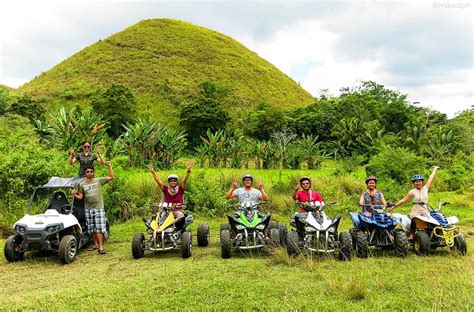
[131,202,209,259]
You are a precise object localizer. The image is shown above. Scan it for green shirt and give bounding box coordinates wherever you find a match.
[76,152,98,177]
[78,177,109,209]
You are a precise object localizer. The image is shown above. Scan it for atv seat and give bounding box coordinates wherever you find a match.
[46,191,68,213]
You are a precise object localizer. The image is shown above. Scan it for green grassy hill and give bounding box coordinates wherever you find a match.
[19,19,314,124]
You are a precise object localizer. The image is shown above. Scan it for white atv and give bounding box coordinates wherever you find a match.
[394,202,466,255]
[287,201,352,261]
[4,177,108,264]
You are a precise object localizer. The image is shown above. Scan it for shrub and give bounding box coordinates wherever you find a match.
[366,146,429,184]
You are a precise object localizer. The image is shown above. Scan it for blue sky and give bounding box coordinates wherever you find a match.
[0,0,472,117]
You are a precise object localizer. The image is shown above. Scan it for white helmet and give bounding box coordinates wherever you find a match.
[167,174,179,182]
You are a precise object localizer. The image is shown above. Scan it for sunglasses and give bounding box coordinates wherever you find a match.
[85,170,94,173]
[168,179,178,182]
[83,145,91,149]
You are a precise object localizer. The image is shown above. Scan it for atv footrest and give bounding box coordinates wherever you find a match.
[237,244,264,250]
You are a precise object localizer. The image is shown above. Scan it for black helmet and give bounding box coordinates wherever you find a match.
[242,174,254,181]
[299,176,311,184]
[365,175,377,184]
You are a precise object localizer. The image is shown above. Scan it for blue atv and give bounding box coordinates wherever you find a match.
[349,204,408,258]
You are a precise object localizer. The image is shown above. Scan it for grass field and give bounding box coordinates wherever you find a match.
[1,216,473,311]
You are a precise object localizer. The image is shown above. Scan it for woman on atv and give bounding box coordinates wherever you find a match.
[293,176,323,212]
[391,166,440,240]
[149,163,191,219]
[359,175,387,214]
[68,140,105,177]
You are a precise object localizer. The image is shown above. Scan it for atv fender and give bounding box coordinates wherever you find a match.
[331,214,341,229]
[350,212,360,230]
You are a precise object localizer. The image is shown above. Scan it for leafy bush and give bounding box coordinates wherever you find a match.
[436,152,474,191]
[185,171,228,216]
[366,146,429,184]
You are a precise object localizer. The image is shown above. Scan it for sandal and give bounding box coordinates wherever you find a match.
[98,249,107,255]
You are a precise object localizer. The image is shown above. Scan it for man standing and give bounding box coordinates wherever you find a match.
[73,160,114,254]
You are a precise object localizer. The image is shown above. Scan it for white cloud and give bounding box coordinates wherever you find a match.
[0,1,472,117]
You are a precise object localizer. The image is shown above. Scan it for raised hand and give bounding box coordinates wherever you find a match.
[149,163,155,172]
[231,179,238,188]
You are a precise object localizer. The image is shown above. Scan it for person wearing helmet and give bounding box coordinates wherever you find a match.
[149,163,192,218]
[225,174,268,215]
[359,175,387,210]
[292,176,323,212]
[391,166,440,240]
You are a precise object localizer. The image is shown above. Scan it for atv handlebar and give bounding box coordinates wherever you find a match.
[296,200,334,212]
[146,202,186,212]
[228,201,267,210]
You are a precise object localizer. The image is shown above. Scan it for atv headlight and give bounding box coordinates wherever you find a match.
[305,227,316,232]
[45,224,61,233]
[15,225,27,234]
[236,225,245,230]
[255,224,265,230]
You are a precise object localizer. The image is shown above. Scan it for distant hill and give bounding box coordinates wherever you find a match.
[19,19,314,125]
[0,85,14,92]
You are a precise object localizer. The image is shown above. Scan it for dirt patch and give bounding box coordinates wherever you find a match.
[0,224,15,238]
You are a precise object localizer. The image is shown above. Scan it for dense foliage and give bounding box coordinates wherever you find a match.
[1,80,472,226]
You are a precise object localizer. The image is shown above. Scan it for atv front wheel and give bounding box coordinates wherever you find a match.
[220,223,231,233]
[220,230,232,259]
[338,232,352,261]
[287,231,300,256]
[4,235,24,262]
[269,228,281,247]
[269,221,277,230]
[59,235,78,264]
[131,232,145,259]
[452,234,467,255]
[394,230,408,258]
[181,231,192,258]
[413,231,430,256]
[197,223,210,247]
[355,231,369,258]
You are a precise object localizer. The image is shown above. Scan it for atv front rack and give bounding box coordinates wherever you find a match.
[433,226,460,247]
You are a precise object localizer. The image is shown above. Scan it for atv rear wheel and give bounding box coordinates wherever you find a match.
[355,231,369,258]
[394,230,408,258]
[131,232,145,259]
[287,231,300,256]
[338,232,352,261]
[349,228,357,250]
[269,228,280,247]
[181,231,192,258]
[4,235,24,262]
[59,235,78,264]
[452,234,467,255]
[220,230,232,259]
[197,223,210,247]
[413,231,430,256]
[278,223,288,247]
